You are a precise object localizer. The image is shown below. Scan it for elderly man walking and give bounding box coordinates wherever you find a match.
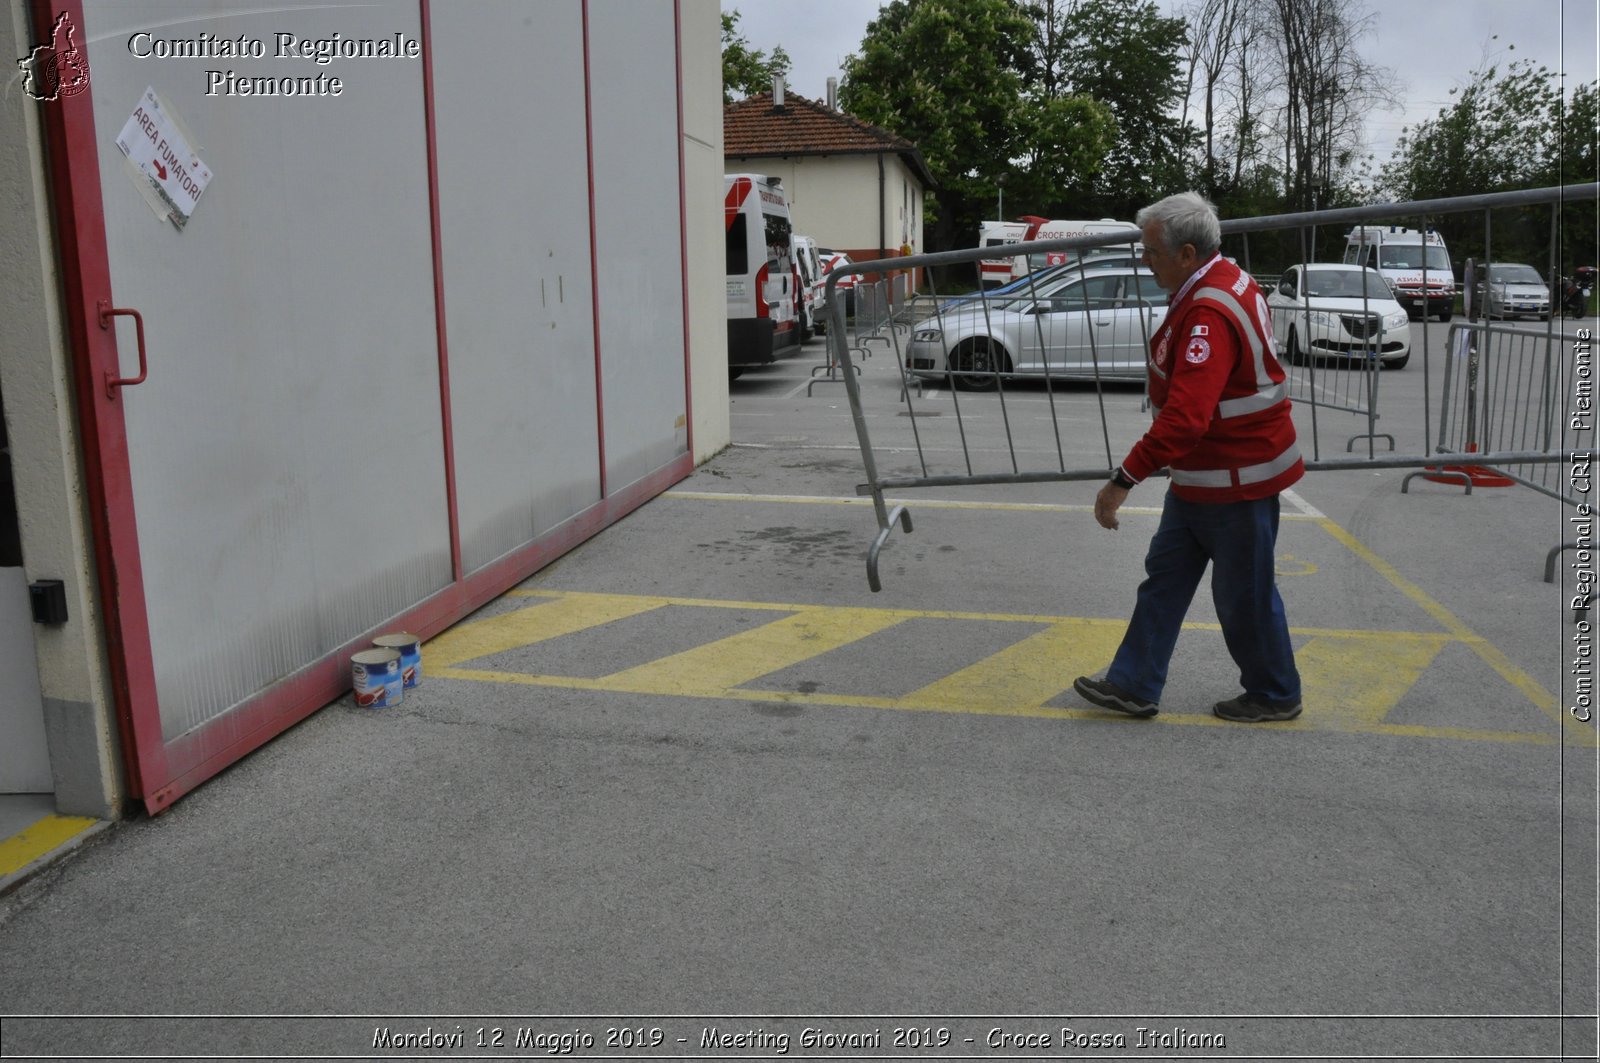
[1073,191,1304,723]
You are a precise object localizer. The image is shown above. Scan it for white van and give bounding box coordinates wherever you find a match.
[1009,217,1141,281]
[792,234,825,335]
[977,220,1030,288]
[1343,226,1455,321]
[725,173,800,372]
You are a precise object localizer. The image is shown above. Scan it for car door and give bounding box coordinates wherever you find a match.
[1269,266,1301,347]
[1112,272,1169,369]
[1017,274,1123,373]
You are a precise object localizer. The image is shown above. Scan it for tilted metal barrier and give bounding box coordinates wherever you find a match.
[819,184,1599,592]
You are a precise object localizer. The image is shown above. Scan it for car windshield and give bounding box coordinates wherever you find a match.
[1378,245,1450,272]
[953,262,1123,309]
[1026,249,1137,271]
[1303,269,1391,300]
[987,263,1071,296]
[1490,264,1543,284]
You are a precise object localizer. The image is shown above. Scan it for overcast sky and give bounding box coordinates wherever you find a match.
[726,0,1599,173]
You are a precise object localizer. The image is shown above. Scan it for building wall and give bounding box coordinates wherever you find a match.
[2,0,725,817]
[0,2,123,817]
[727,152,926,286]
[681,0,729,462]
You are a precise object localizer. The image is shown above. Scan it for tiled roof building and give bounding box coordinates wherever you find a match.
[723,91,936,187]
[724,82,932,283]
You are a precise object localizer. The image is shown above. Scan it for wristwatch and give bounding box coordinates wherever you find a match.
[1110,467,1137,490]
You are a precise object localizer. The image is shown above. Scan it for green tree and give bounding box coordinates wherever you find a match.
[1378,57,1595,271]
[1378,58,1564,202]
[840,0,1114,258]
[1551,79,1598,271]
[1030,0,1191,216]
[721,9,790,104]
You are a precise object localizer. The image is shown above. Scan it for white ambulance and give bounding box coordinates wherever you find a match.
[725,173,800,373]
[792,233,825,336]
[1343,225,1455,321]
[1008,216,1141,281]
[977,220,1030,288]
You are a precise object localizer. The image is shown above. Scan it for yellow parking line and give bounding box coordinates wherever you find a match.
[428,660,1565,744]
[506,588,1446,640]
[601,607,907,696]
[425,593,667,669]
[1314,517,1580,736]
[0,815,99,877]
[904,621,1124,711]
[1295,633,1452,728]
[429,590,1583,746]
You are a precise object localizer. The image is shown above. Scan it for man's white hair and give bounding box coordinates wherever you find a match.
[1136,191,1222,257]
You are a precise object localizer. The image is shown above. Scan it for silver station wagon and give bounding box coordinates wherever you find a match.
[907,267,1168,390]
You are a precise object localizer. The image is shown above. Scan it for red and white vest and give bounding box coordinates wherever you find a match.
[1120,254,1303,503]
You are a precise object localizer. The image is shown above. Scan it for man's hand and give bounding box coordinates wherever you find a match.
[1094,481,1130,530]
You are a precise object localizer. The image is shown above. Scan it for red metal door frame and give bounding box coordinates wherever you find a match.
[31,0,695,814]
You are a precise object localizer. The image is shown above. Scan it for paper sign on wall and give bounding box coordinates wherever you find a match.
[114,87,212,229]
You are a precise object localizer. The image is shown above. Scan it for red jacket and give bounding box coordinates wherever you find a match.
[1120,254,1303,503]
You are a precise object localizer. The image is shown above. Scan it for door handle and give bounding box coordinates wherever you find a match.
[99,302,148,399]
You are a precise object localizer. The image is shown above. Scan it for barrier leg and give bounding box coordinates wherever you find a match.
[1402,469,1474,495]
[1546,541,1579,584]
[866,505,914,593]
[1346,432,1396,452]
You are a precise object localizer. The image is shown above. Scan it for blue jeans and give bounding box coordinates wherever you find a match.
[1106,490,1301,706]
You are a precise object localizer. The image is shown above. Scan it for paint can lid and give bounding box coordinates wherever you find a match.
[373,633,420,649]
[352,648,401,666]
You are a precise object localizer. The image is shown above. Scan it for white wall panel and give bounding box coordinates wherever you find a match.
[680,0,731,462]
[588,0,689,491]
[82,0,451,740]
[429,0,601,575]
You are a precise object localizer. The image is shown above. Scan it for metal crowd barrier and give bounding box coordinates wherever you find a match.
[1402,319,1595,585]
[1414,320,1587,495]
[821,184,1598,592]
[808,279,890,396]
[853,279,893,349]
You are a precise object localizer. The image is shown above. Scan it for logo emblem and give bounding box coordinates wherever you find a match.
[1185,337,1211,364]
[1155,334,1171,369]
[18,11,90,102]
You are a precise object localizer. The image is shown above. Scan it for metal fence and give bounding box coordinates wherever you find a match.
[820,183,1599,592]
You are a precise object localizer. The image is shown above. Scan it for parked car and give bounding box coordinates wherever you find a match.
[817,250,857,318]
[906,266,1168,390]
[792,235,825,335]
[935,251,1143,313]
[1475,262,1551,320]
[1267,263,1412,370]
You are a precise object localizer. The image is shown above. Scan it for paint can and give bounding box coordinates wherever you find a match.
[373,632,422,689]
[351,647,403,708]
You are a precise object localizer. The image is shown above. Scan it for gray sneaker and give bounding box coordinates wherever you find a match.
[1072,676,1158,718]
[1213,695,1303,722]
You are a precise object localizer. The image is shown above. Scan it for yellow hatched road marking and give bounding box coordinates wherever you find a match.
[0,815,98,877]
[423,590,1592,746]
[600,608,907,695]
[429,657,1569,744]
[905,622,1124,711]
[506,587,1442,640]
[1295,634,1452,728]
[425,593,666,669]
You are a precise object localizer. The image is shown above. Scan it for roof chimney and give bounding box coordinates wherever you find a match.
[772,74,785,112]
[826,77,838,111]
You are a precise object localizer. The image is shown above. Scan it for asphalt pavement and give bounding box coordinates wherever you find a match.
[0,322,1594,1061]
